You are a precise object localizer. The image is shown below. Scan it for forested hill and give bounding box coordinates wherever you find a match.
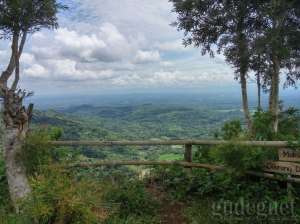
[32,104,243,140]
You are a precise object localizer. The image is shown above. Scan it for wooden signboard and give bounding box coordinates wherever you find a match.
[278,148,300,162]
[264,161,300,176]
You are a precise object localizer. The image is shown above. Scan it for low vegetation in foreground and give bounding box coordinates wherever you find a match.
[1,106,300,224]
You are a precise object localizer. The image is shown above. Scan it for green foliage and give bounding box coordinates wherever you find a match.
[152,165,194,200]
[104,180,159,218]
[252,108,300,141]
[252,110,274,140]
[103,215,159,224]
[221,120,242,140]
[20,127,64,176]
[20,131,53,176]
[278,107,300,140]
[21,168,102,224]
[0,0,66,37]
[152,165,289,204]
[47,126,63,140]
[209,144,277,173]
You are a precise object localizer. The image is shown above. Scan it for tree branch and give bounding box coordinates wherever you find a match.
[11,35,20,91]
[0,34,18,87]
[0,31,27,91]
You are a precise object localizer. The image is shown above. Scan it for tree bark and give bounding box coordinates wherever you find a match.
[269,55,280,133]
[3,127,31,209]
[257,73,262,110]
[0,31,31,211]
[240,72,252,131]
[1,89,33,210]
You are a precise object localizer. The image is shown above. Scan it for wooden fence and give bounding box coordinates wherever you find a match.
[50,139,300,183]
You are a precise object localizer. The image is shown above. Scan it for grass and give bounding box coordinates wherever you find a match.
[158,153,183,161]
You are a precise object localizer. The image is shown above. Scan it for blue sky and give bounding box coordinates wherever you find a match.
[0,0,290,96]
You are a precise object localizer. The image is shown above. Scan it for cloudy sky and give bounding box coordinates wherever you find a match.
[0,0,237,96]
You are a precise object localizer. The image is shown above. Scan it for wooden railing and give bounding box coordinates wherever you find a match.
[50,140,300,183]
[51,139,297,147]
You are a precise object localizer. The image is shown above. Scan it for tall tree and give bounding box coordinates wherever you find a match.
[0,0,65,209]
[254,0,300,133]
[250,53,268,110]
[170,0,257,131]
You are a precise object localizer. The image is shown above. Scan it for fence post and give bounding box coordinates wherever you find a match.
[184,144,192,162]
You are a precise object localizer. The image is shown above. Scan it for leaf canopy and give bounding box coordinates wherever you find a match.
[0,0,66,37]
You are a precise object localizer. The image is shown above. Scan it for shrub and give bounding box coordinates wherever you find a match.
[104,179,159,218]
[20,131,53,176]
[152,165,193,200]
[20,127,74,176]
[252,107,300,141]
[209,144,277,173]
[278,107,300,140]
[221,120,242,140]
[22,167,103,224]
[252,111,276,140]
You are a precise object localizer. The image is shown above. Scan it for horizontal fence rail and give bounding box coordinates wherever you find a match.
[50,140,299,147]
[66,160,224,170]
[50,139,300,183]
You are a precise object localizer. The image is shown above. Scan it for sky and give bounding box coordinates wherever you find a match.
[0,0,275,96]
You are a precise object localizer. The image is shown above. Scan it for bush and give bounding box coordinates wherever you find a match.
[252,111,276,140]
[221,120,242,140]
[278,107,300,140]
[21,167,103,224]
[1,128,108,224]
[104,179,159,218]
[252,107,300,141]
[20,128,76,176]
[152,165,193,200]
[209,144,277,173]
[20,131,53,176]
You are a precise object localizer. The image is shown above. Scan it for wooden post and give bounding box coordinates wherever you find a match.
[287,175,293,200]
[184,144,192,162]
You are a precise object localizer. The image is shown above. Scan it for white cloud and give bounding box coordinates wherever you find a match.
[54,24,132,62]
[134,50,161,64]
[24,64,49,78]
[36,59,114,81]
[0,0,235,94]
[156,39,187,52]
[21,53,35,65]
[160,61,174,67]
[77,0,179,42]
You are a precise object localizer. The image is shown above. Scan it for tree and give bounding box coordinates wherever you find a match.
[170,0,300,134]
[0,0,65,210]
[170,0,258,131]
[253,0,300,133]
[250,53,268,111]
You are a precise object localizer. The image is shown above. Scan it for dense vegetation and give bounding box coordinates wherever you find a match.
[0,0,300,223]
[1,102,300,223]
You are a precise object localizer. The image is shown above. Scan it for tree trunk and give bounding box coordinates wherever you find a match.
[3,127,31,209]
[0,31,32,211]
[257,73,262,110]
[269,55,280,133]
[240,72,252,131]
[2,90,33,210]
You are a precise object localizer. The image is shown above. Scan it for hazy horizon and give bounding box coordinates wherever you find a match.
[28,84,300,109]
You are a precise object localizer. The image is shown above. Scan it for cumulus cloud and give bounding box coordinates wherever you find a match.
[21,53,35,65]
[0,0,234,94]
[24,58,115,82]
[134,50,161,64]
[24,64,49,78]
[54,23,133,62]
[156,39,188,52]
